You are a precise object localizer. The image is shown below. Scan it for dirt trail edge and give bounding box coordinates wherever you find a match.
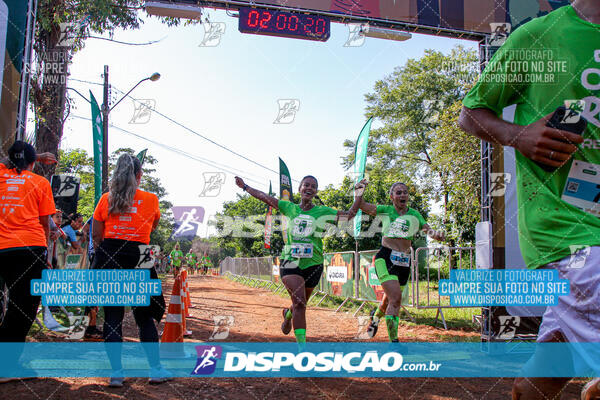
[4,275,584,400]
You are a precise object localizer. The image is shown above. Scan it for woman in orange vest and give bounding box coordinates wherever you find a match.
[0,141,56,377]
[92,153,167,387]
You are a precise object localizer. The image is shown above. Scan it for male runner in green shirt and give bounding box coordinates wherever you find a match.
[459,1,600,398]
[170,243,184,277]
[186,249,198,275]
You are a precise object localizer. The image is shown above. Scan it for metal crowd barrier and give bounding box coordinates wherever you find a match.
[219,246,477,329]
[413,247,476,329]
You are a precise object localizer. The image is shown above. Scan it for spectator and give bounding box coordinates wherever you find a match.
[0,141,56,381]
[92,153,167,386]
[48,210,65,269]
[62,212,83,254]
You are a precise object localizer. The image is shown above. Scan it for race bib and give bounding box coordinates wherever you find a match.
[290,243,314,259]
[390,250,410,267]
[562,160,600,217]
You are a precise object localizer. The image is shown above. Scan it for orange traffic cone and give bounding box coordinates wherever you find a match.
[184,270,193,309]
[181,270,192,316]
[181,277,192,337]
[161,275,184,343]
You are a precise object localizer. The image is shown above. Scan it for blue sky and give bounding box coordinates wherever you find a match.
[58,9,477,235]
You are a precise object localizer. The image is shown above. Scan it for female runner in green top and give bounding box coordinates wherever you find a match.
[355,179,445,342]
[170,243,184,277]
[235,175,362,344]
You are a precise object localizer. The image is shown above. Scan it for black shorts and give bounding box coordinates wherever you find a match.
[375,246,411,286]
[279,260,323,289]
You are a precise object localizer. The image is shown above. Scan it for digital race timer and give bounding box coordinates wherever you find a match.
[238,7,330,42]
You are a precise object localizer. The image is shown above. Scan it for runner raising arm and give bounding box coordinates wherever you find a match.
[234,175,362,346]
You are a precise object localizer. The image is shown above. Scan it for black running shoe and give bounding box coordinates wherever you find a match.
[281,308,292,335]
[84,326,103,341]
[366,308,379,338]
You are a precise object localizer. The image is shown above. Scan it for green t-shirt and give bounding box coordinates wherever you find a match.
[186,252,197,265]
[463,5,600,268]
[376,205,426,240]
[278,200,338,269]
[170,250,183,266]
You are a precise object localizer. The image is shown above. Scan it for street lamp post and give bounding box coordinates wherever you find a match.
[100,65,161,192]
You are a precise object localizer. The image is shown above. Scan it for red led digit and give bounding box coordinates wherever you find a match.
[259,11,271,29]
[315,18,325,35]
[276,13,287,30]
[288,15,298,31]
[304,16,314,34]
[248,9,259,28]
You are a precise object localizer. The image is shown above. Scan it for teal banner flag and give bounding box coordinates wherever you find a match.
[353,117,372,238]
[90,91,103,206]
[136,149,147,166]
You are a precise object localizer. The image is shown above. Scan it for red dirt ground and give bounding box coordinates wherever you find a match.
[2,275,587,399]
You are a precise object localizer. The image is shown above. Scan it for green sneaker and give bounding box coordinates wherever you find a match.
[281,308,292,335]
[367,308,379,338]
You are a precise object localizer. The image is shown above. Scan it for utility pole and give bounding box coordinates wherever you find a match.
[101,65,109,193]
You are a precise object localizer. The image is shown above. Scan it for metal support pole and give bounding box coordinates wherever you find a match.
[16,0,38,141]
[101,65,109,193]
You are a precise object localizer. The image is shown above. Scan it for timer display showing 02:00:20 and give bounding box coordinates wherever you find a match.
[238,7,331,42]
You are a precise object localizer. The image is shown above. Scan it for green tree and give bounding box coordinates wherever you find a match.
[344,45,479,245]
[430,101,480,245]
[212,194,284,258]
[31,1,181,178]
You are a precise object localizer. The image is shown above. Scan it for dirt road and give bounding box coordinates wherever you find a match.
[2,275,585,399]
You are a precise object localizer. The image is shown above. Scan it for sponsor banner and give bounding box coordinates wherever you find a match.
[358,252,383,301]
[439,269,569,307]
[2,342,600,378]
[323,253,354,297]
[368,266,380,286]
[326,266,347,283]
[30,269,162,307]
[64,254,82,269]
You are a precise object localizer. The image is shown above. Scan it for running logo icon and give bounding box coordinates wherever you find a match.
[137,245,160,269]
[171,207,205,241]
[489,173,511,197]
[422,100,444,124]
[567,245,590,269]
[200,22,226,47]
[209,315,234,340]
[562,100,585,124]
[57,23,78,48]
[192,345,222,375]
[129,99,156,124]
[274,99,300,124]
[199,172,226,197]
[53,175,80,197]
[489,23,511,46]
[496,316,520,339]
[344,24,366,47]
[355,316,371,340]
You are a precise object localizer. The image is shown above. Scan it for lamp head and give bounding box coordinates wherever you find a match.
[149,72,161,82]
